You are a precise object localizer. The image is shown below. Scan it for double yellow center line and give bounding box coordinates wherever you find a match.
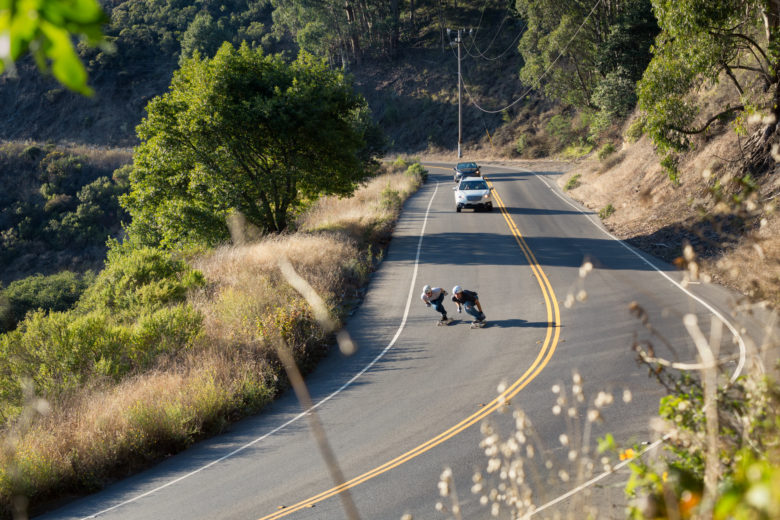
[259,171,561,520]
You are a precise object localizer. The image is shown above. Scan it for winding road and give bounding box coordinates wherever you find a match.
[40,163,750,520]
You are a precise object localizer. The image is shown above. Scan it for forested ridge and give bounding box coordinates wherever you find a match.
[0,1,779,518]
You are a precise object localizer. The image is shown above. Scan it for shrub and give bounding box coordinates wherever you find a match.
[0,272,95,332]
[592,68,637,119]
[625,116,646,143]
[547,114,573,147]
[79,244,205,316]
[661,153,681,185]
[598,143,616,160]
[391,156,410,172]
[599,203,616,219]
[380,183,403,211]
[515,134,527,156]
[405,162,427,183]
[564,174,581,191]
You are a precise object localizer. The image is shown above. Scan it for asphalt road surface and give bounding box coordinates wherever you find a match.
[40,163,753,520]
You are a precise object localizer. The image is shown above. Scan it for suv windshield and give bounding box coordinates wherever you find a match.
[460,181,488,190]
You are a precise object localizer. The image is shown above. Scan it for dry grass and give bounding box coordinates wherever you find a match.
[297,170,422,236]
[562,73,780,307]
[0,164,427,517]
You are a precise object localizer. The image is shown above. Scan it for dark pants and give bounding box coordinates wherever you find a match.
[463,301,485,321]
[431,293,446,316]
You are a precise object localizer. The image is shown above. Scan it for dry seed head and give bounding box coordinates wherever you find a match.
[435,501,445,512]
[572,371,582,385]
[576,289,587,302]
[567,407,577,418]
[401,514,413,520]
[683,244,695,261]
[587,409,601,423]
[491,502,500,516]
[552,404,562,415]
[497,380,508,394]
[564,294,575,308]
[559,433,569,446]
[622,389,632,403]
[551,384,561,394]
[579,261,593,278]
[558,470,570,482]
[568,450,577,461]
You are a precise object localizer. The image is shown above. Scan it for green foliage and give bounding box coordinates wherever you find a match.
[79,243,205,316]
[405,162,427,183]
[561,143,593,159]
[179,12,230,64]
[564,174,581,191]
[0,0,107,94]
[592,67,637,119]
[380,183,402,211]
[598,143,616,160]
[599,203,616,219]
[514,134,528,156]
[546,114,574,147]
[516,0,657,109]
[123,43,383,248]
[625,369,780,519]
[0,245,205,423]
[0,271,95,333]
[637,0,774,153]
[661,153,681,185]
[0,144,130,268]
[271,0,404,65]
[625,116,646,143]
[391,156,410,172]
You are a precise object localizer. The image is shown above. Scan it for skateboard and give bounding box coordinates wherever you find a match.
[437,317,454,326]
[470,320,486,329]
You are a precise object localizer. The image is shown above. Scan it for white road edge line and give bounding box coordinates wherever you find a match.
[79,182,441,519]
[482,164,744,517]
[525,168,746,382]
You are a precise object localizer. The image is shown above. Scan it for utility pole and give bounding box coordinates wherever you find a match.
[457,28,462,158]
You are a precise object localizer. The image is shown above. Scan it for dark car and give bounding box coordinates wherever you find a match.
[453,161,480,181]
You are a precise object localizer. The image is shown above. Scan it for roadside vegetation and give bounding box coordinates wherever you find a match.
[1,0,779,519]
[0,160,426,517]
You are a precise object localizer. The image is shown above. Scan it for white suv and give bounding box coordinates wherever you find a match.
[453,177,493,212]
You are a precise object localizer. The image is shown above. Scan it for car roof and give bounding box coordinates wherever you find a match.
[457,162,477,167]
[460,176,484,182]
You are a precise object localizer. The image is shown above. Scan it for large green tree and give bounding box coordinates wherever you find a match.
[122,42,382,248]
[638,0,780,153]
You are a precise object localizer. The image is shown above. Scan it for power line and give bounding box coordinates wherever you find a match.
[452,0,604,114]
[463,14,526,62]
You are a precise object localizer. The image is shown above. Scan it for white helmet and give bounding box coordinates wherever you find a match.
[452,285,462,294]
[423,284,431,293]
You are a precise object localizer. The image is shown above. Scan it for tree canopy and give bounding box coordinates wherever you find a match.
[638,0,780,153]
[515,0,657,113]
[122,42,383,248]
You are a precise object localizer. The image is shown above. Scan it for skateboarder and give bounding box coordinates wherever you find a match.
[451,285,486,326]
[421,285,450,323]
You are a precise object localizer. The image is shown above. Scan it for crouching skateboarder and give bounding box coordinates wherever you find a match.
[421,285,452,325]
[452,285,486,328]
